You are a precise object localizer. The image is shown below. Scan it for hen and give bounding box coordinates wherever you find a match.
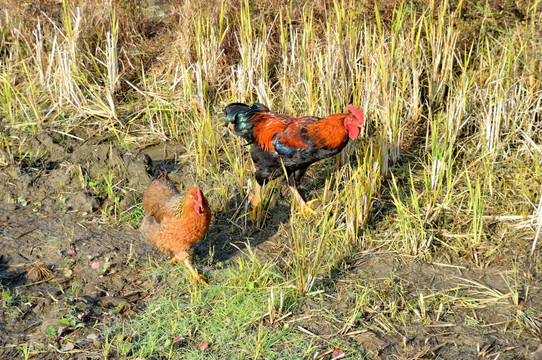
[140,168,211,284]
[224,103,365,215]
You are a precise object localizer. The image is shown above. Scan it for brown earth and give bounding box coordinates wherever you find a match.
[0,132,155,358]
[291,252,542,359]
[0,202,152,358]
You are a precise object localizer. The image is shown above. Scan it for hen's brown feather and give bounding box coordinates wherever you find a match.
[154,202,211,260]
[140,170,211,264]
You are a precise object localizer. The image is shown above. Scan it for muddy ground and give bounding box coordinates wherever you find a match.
[0,132,152,359]
[1,132,541,359]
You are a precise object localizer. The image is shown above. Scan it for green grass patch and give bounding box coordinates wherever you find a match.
[110,256,312,359]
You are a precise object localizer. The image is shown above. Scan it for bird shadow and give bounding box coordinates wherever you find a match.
[193,149,366,269]
[193,190,291,266]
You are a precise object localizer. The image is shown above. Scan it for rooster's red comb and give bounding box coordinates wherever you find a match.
[347,104,364,125]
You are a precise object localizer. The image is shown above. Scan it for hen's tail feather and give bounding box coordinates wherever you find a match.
[152,166,179,197]
[224,102,268,142]
[155,165,169,181]
[142,166,180,217]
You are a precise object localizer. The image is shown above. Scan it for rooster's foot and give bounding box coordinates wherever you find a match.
[250,204,267,226]
[296,199,318,216]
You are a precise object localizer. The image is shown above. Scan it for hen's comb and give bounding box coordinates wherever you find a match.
[347,104,365,125]
[195,187,203,204]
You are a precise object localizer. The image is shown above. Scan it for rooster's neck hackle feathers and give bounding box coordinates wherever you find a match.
[224,102,269,143]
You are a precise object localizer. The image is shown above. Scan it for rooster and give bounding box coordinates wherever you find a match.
[140,168,211,284]
[224,103,365,215]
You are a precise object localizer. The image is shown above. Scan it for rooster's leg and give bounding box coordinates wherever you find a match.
[250,182,266,224]
[289,186,317,216]
[335,153,343,172]
[251,182,263,208]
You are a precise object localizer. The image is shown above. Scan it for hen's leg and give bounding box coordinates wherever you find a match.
[183,258,208,285]
[171,252,208,285]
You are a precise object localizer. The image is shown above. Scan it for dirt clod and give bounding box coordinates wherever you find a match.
[69,191,101,212]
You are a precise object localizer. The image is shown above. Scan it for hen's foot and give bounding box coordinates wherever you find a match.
[183,258,208,286]
[192,272,208,285]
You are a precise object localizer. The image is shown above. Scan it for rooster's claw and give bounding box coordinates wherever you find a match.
[296,199,318,217]
[250,205,267,226]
